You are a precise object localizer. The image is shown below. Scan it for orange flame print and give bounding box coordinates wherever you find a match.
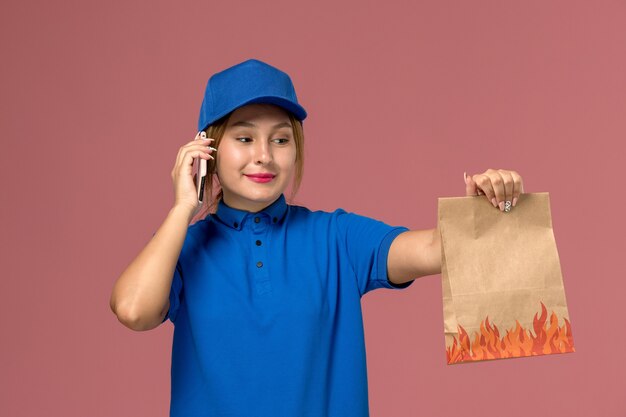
[446,302,575,364]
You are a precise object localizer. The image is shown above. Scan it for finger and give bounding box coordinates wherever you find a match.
[186,131,213,148]
[186,149,214,168]
[197,150,215,160]
[179,139,215,170]
[483,169,506,211]
[177,136,201,169]
[183,148,211,169]
[510,170,523,207]
[475,182,485,196]
[190,142,217,153]
[464,171,478,196]
[473,174,498,208]
[497,169,514,211]
[175,144,186,172]
[189,138,214,146]
[178,142,205,170]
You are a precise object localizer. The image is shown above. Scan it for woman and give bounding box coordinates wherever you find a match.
[110,59,524,416]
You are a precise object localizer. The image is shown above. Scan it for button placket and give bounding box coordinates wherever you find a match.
[252,215,272,295]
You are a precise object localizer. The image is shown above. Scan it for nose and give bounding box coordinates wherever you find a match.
[253,139,272,165]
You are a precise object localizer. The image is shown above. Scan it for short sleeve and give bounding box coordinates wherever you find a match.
[151,229,183,324]
[336,210,415,296]
[161,261,183,324]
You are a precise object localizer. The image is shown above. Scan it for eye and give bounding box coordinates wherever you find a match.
[236,137,252,143]
[273,138,290,144]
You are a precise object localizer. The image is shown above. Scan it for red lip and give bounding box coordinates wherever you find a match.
[245,173,276,178]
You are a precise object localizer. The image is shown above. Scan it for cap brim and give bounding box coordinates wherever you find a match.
[199,96,307,132]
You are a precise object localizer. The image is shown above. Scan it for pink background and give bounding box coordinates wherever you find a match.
[2,1,624,416]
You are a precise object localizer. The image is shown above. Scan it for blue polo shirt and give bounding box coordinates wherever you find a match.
[162,193,414,416]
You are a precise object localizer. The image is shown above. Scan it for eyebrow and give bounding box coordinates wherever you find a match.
[230,121,292,129]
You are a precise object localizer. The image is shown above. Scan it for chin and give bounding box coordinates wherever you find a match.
[235,185,279,199]
[247,190,281,202]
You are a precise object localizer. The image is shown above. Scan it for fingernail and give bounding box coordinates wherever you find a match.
[200,131,207,138]
[513,197,518,207]
[498,201,504,211]
[491,198,498,208]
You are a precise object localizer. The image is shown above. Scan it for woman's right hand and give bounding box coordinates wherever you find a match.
[171,131,216,213]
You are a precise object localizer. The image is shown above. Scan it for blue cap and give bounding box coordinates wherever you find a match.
[198,59,308,132]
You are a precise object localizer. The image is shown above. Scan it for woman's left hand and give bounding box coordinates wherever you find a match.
[464,169,524,212]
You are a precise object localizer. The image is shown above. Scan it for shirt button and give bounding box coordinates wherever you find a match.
[256,261,263,268]
[254,217,260,223]
[256,240,262,246]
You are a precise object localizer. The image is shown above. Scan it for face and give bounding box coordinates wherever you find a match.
[215,103,297,212]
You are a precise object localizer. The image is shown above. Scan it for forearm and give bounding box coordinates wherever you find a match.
[388,227,442,284]
[430,225,441,274]
[110,204,195,331]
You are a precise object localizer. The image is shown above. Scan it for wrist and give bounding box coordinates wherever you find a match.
[171,203,197,223]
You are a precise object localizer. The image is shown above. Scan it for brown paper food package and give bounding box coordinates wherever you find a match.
[438,192,575,365]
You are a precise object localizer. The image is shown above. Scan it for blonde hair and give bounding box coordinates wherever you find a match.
[191,109,305,223]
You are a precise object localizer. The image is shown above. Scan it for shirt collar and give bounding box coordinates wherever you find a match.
[214,193,288,230]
